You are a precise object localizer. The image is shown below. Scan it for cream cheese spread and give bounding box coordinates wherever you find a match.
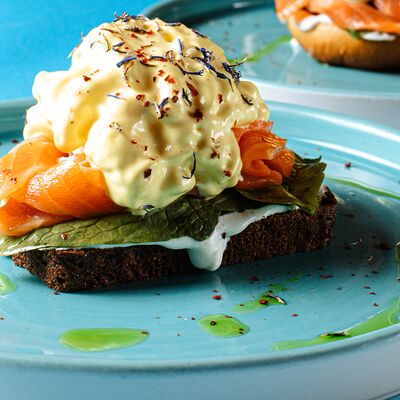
[24,15,269,213]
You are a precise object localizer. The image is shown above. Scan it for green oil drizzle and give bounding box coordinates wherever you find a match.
[0,272,16,295]
[327,177,400,201]
[59,328,149,352]
[229,35,291,64]
[232,293,286,314]
[273,297,400,351]
[197,314,249,337]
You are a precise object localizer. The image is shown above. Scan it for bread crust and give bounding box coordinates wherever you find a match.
[288,14,400,70]
[12,187,337,292]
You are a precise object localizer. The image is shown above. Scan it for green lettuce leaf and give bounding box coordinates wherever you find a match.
[0,190,257,256]
[238,154,326,214]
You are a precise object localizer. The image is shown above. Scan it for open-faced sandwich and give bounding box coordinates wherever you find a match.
[0,14,337,291]
[275,0,400,70]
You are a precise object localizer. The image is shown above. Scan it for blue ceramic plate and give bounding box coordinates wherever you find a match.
[0,100,400,400]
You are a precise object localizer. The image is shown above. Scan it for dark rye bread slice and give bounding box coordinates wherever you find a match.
[12,186,337,292]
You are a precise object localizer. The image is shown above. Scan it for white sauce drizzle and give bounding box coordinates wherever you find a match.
[297,14,333,32]
[359,31,396,41]
[297,14,397,42]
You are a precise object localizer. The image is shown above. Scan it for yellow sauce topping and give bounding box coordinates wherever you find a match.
[24,15,269,212]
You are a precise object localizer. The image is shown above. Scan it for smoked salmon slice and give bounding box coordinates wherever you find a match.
[233,121,295,190]
[0,136,123,237]
[374,0,400,22]
[0,198,71,237]
[276,0,400,33]
[0,136,65,201]
[24,155,123,218]
[311,0,400,34]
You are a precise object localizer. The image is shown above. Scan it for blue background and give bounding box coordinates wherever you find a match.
[0,0,154,100]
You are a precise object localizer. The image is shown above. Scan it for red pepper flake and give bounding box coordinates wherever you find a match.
[186,81,198,96]
[83,75,91,82]
[173,89,179,95]
[171,95,179,103]
[224,170,232,177]
[149,157,156,161]
[136,80,140,83]
[144,101,150,108]
[191,108,203,122]
[131,33,138,38]
[292,313,299,317]
[165,75,176,84]
[143,168,152,178]
[373,303,379,307]
[369,291,377,295]
[158,70,165,76]
[131,139,138,144]
[210,150,220,159]
[363,286,371,289]
[136,94,145,100]
[344,162,352,168]
[152,76,157,82]
[147,30,155,35]
[218,94,223,103]
[60,233,69,240]
[212,289,219,293]
[212,295,222,300]
[54,291,60,295]
[11,139,19,143]
[258,299,268,305]
[115,92,120,96]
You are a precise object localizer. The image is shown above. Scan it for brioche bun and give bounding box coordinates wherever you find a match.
[287,14,400,70]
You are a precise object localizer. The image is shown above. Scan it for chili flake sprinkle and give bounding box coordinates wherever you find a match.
[218,94,223,103]
[136,94,145,100]
[212,295,222,300]
[82,75,91,81]
[224,169,232,177]
[144,169,152,179]
[186,81,198,96]
[165,75,176,84]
